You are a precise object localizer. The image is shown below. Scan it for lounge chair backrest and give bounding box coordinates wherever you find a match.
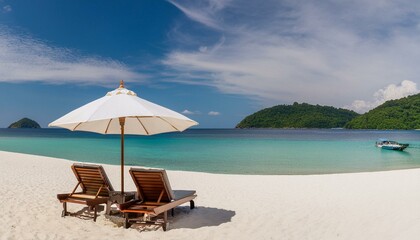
[72,164,114,196]
[129,168,175,203]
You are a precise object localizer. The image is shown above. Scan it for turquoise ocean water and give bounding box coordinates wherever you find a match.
[0,128,419,175]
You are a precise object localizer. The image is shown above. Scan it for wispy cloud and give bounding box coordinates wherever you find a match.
[167,0,230,30]
[0,27,143,85]
[164,0,420,111]
[208,111,220,116]
[2,5,11,13]
[346,80,419,113]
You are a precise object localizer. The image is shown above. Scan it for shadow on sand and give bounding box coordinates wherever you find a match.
[65,205,105,220]
[67,205,235,231]
[168,205,236,230]
[128,205,236,232]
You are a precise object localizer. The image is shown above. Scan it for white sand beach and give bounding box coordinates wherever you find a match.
[1,150,420,240]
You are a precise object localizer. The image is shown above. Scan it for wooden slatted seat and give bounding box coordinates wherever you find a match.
[57,163,114,221]
[119,168,197,231]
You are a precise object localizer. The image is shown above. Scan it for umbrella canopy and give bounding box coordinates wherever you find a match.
[49,81,198,193]
[49,81,197,135]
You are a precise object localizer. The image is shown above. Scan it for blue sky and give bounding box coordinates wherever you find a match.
[0,0,419,128]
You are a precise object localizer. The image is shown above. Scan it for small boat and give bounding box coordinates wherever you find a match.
[375,139,409,151]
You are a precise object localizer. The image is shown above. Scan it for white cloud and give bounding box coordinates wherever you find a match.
[346,80,419,113]
[0,27,143,85]
[182,109,202,115]
[164,0,420,108]
[208,111,220,116]
[199,46,208,53]
[2,5,11,13]
[374,80,418,101]
[182,109,194,115]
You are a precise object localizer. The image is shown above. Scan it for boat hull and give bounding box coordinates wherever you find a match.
[375,139,409,151]
[380,145,408,151]
[376,143,409,151]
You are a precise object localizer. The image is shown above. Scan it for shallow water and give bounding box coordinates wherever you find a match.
[0,128,419,175]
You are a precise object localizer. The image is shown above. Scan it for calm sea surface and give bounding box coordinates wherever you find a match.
[0,128,419,175]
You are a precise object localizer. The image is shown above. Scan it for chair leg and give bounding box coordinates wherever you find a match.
[190,200,195,209]
[106,201,111,215]
[162,211,168,231]
[93,205,97,222]
[62,202,67,217]
[123,213,130,229]
[171,208,174,217]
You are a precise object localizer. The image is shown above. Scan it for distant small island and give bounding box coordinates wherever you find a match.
[8,118,41,129]
[236,102,359,129]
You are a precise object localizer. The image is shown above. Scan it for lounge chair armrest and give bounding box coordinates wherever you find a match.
[57,193,71,201]
[153,195,196,215]
[119,199,142,210]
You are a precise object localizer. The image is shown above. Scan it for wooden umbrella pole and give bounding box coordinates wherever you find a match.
[119,117,125,194]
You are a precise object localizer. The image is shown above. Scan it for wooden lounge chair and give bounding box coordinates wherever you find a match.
[57,163,114,221]
[119,168,197,231]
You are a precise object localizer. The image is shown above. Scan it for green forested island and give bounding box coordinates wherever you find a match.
[345,93,420,129]
[8,118,41,129]
[236,94,420,129]
[236,102,359,129]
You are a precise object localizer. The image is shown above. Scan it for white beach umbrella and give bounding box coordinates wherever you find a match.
[49,81,198,193]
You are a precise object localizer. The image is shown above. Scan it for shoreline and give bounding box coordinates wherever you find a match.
[6,149,420,177]
[2,150,420,239]
[1,148,420,176]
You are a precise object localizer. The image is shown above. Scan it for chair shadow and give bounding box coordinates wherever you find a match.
[169,205,236,230]
[67,205,105,220]
[129,205,235,232]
